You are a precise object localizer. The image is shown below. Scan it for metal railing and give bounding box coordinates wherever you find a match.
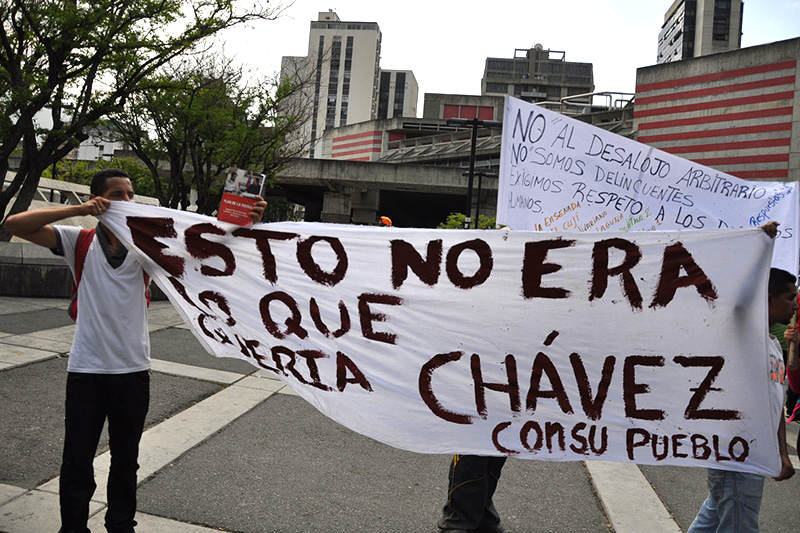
[560,91,635,115]
[3,175,159,206]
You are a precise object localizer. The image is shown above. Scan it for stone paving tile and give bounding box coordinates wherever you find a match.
[0,299,52,316]
[585,461,679,532]
[0,334,72,354]
[0,343,59,367]
[0,308,74,335]
[252,369,282,382]
[0,357,223,489]
[149,327,256,375]
[150,358,243,385]
[148,307,183,325]
[138,395,609,533]
[26,324,75,341]
[640,463,800,531]
[16,298,69,309]
[148,301,175,311]
[276,383,300,396]
[0,483,26,506]
[0,489,103,533]
[88,510,224,532]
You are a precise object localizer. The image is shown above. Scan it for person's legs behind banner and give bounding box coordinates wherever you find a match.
[438,454,507,532]
[688,468,764,533]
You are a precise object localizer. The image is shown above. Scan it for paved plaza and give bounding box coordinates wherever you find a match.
[0,296,798,532]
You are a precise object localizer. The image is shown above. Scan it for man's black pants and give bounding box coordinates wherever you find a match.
[59,371,149,533]
[438,454,508,531]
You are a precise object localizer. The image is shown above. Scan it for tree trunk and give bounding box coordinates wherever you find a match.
[0,126,41,240]
[0,164,46,241]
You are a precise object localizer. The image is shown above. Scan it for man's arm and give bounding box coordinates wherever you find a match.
[7,195,263,247]
[774,417,795,481]
[787,323,800,370]
[4,198,110,249]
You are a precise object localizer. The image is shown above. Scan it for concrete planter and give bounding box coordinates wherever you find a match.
[0,242,167,300]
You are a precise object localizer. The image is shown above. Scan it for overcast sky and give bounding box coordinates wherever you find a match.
[220,0,800,109]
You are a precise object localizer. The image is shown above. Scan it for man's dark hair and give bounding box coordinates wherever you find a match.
[90,168,129,196]
[768,268,796,296]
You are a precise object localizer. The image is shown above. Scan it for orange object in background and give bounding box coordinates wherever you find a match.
[379,216,392,227]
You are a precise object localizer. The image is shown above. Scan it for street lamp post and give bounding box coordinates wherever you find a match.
[473,170,498,227]
[446,118,502,229]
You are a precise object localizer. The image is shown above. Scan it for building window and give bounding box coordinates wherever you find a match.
[443,104,459,119]
[340,36,353,124]
[460,106,477,119]
[713,0,731,41]
[377,71,391,120]
[325,104,337,130]
[393,72,406,117]
[310,35,324,157]
[325,37,342,130]
[485,82,508,93]
[487,59,514,71]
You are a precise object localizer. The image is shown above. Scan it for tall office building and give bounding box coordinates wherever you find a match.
[282,11,382,157]
[658,0,743,64]
[481,45,594,103]
[376,70,418,119]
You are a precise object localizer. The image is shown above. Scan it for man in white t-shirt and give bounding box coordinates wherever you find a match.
[688,239,796,532]
[5,169,264,532]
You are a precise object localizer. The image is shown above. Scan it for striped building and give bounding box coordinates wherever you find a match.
[634,37,800,182]
[327,129,385,161]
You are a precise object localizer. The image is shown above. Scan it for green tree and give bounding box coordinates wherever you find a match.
[110,55,312,214]
[438,212,497,229]
[0,0,281,239]
[41,157,155,197]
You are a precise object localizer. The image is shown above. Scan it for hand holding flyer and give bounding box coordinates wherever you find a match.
[218,168,265,226]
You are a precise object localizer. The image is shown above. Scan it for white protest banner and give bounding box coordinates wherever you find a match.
[497,95,799,273]
[102,202,782,475]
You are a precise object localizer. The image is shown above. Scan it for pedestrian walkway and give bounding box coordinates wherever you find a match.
[0,297,797,532]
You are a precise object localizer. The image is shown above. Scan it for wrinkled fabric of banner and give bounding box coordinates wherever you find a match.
[497,95,799,274]
[101,202,781,475]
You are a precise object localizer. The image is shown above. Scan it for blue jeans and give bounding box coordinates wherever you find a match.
[688,468,765,533]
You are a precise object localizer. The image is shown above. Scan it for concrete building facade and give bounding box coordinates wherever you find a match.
[377,69,418,119]
[317,116,466,162]
[481,45,593,103]
[658,0,744,64]
[636,37,800,182]
[65,125,128,162]
[422,93,504,121]
[282,11,382,158]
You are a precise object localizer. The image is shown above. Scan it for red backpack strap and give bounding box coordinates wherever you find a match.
[143,272,151,307]
[68,228,96,321]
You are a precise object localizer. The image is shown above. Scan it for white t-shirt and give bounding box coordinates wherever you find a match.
[54,225,150,373]
[767,335,786,429]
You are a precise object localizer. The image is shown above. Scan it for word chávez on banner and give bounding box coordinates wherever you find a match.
[101,202,782,476]
[496,95,799,273]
